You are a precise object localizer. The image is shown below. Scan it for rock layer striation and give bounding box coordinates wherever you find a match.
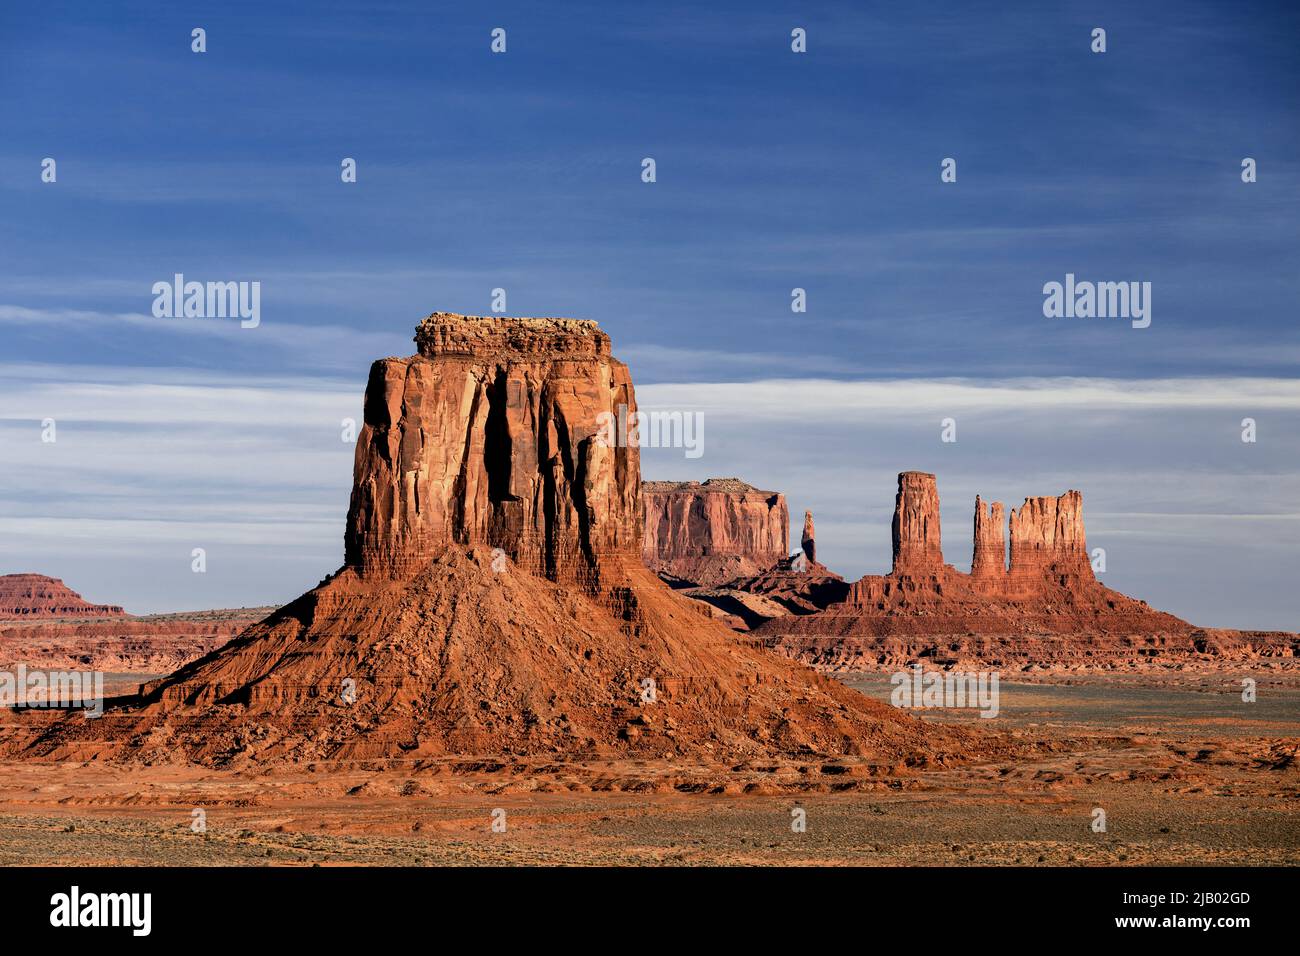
[0,575,125,619]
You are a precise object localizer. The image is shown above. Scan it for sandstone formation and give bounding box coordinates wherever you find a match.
[641,478,788,588]
[667,547,848,632]
[970,496,1006,585]
[759,627,1300,675]
[744,471,1270,673]
[346,314,640,584]
[1009,491,1091,582]
[891,472,943,572]
[5,315,973,768]
[0,575,125,619]
[720,555,847,618]
[800,511,816,565]
[816,471,1185,630]
[639,479,833,631]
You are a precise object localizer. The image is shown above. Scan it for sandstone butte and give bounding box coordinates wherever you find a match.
[0,574,125,619]
[641,478,789,588]
[639,481,843,631]
[3,313,983,768]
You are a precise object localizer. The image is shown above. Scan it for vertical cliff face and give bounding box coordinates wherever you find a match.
[891,472,943,573]
[641,478,788,586]
[970,496,1007,581]
[1008,491,1093,582]
[800,510,816,565]
[346,313,642,587]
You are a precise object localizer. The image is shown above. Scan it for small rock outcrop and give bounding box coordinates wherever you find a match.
[641,478,789,587]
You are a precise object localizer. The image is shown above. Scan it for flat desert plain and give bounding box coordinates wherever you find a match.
[1,674,1294,866]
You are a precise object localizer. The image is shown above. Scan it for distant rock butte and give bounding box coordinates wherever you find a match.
[6,314,973,768]
[0,575,125,619]
[641,478,789,588]
[776,471,1188,635]
[0,576,273,674]
[747,471,1297,672]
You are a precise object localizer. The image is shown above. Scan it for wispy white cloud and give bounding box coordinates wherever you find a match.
[0,303,408,370]
[637,376,1300,415]
[1,364,1296,624]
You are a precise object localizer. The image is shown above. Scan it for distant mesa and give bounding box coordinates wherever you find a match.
[641,478,789,588]
[0,574,125,619]
[640,481,846,629]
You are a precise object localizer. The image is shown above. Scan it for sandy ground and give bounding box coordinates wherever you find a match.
[0,675,1295,866]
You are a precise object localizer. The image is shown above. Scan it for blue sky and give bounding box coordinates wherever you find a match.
[1,0,1297,628]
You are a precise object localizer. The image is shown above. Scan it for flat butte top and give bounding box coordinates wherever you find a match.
[413,312,611,359]
[643,478,776,496]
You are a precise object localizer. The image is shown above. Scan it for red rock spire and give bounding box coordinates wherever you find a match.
[971,496,1007,579]
[800,510,816,565]
[891,472,943,573]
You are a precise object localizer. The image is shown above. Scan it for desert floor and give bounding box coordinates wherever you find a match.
[0,675,1295,866]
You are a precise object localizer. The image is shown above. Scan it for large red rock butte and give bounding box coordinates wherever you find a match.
[0,574,125,619]
[641,478,789,588]
[5,314,973,768]
[345,315,640,585]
